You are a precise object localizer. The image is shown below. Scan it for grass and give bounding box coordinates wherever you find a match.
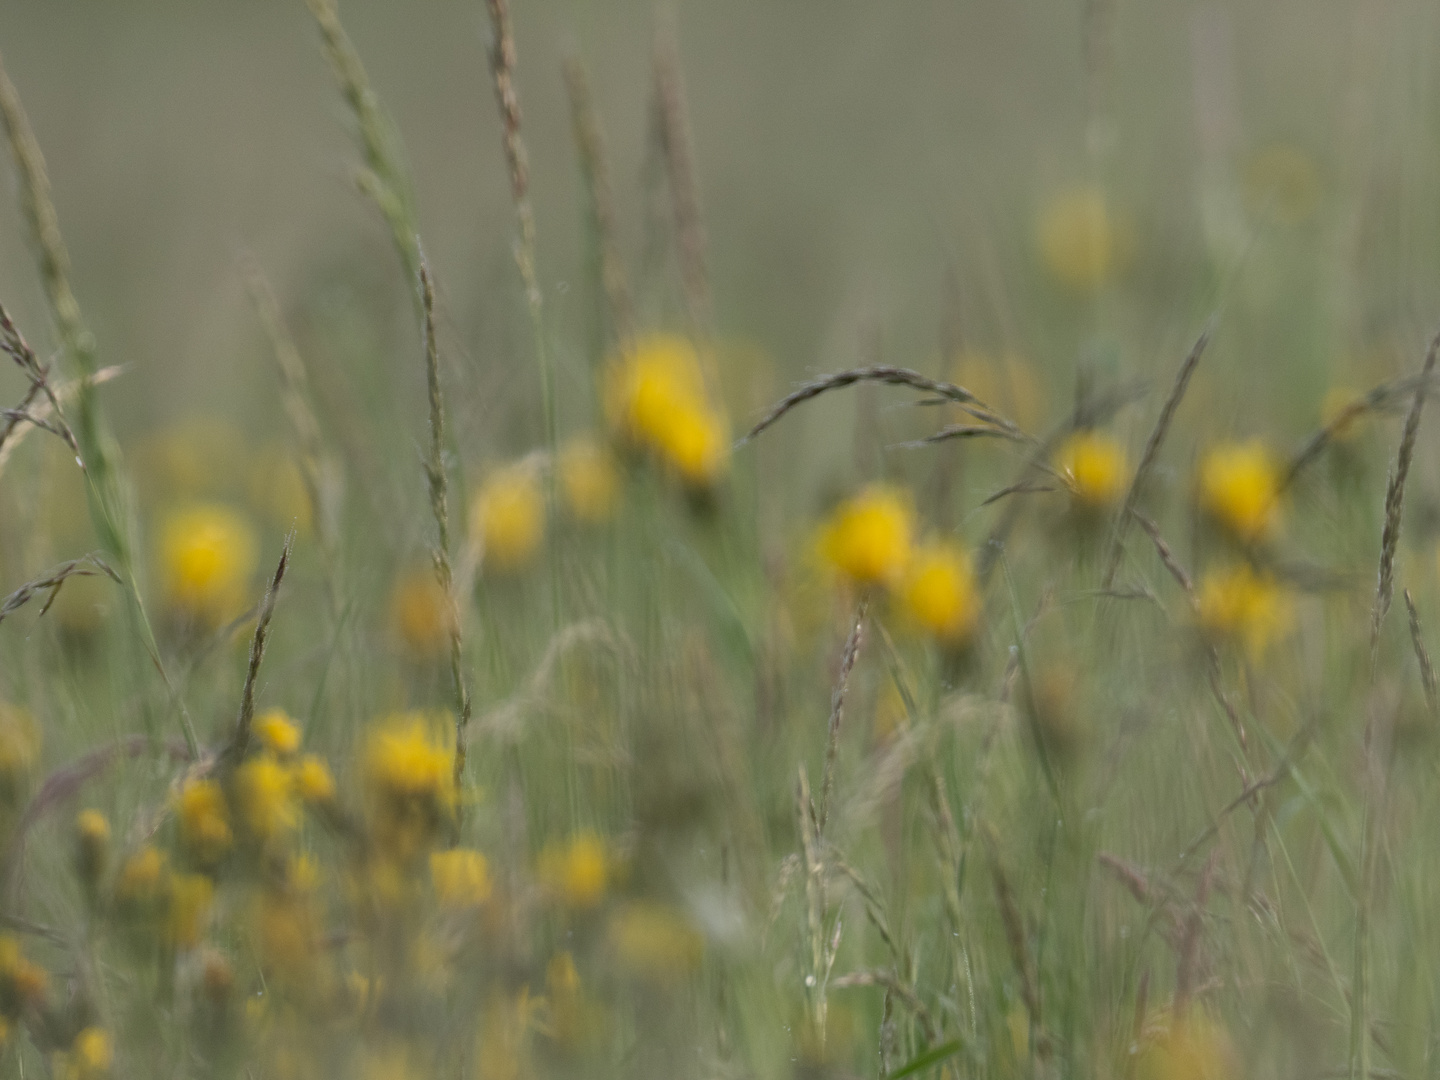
[0,5,1438,1080]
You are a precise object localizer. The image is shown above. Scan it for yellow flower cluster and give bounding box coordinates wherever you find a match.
[1196,563,1293,657]
[1054,430,1130,508]
[537,830,610,909]
[604,334,729,488]
[818,486,982,646]
[53,1026,114,1080]
[362,712,457,862]
[1037,187,1123,292]
[430,848,493,909]
[388,569,457,661]
[1198,440,1283,542]
[0,934,48,1019]
[608,901,704,983]
[158,503,258,627]
[0,704,41,802]
[470,460,546,573]
[558,437,620,525]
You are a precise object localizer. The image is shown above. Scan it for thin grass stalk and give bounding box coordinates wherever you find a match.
[818,598,867,836]
[0,302,78,460]
[797,764,828,1046]
[303,0,419,280]
[221,534,293,770]
[0,50,196,755]
[418,259,474,792]
[1404,590,1438,717]
[0,555,117,628]
[564,55,634,353]
[652,21,712,342]
[1101,318,1214,589]
[0,365,121,483]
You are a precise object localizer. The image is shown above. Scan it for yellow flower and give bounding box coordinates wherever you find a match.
[293,754,336,804]
[166,873,215,950]
[362,713,457,859]
[0,934,48,1014]
[253,890,323,988]
[470,461,545,573]
[1197,563,1293,657]
[115,845,167,905]
[254,708,301,755]
[75,809,110,887]
[389,569,456,661]
[58,1027,113,1080]
[1037,187,1119,292]
[1055,431,1130,507]
[603,334,729,487]
[430,848,493,909]
[1198,440,1282,542]
[899,541,980,645]
[235,755,300,842]
[819,486,915,588]
[1244,143,1320,225]
[537,831,609,909]
[559,437,620,524]
[1134,1013,1235,1080]
[176,779,233,864]
[608,901,704,983]
[159,503,258,627]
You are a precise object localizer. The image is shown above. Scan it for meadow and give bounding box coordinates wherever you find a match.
[1,2,1439,1078]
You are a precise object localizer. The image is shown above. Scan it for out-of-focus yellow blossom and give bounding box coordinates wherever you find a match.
[431,848,492,909]
[1244,143,1320,225]
[0,934,48,1014]
[603,333,729,488]
[559,437,620,525]
[159,503,258,627]
[1320,385,1367,442]
[166,873,215,950]
[1055,430,1130,507]
[176,778,233,865]
[0,705,40,798]
[537,831,609,909]
[951,351,1047,432]
[1037,187,1121,292]
[75,809,110,887]
[1198,441,1283,542]
[133,418,246,504]
[115,845,168,905]
[1197,563,1294,657]
[388,569,455,661]
[899,541,980,645]
[1134,1013,1235,1080]
[254,890,324,988]
[235,755,300,842]
[287,853,321,893]
[362,713,456,859]
[609,901,704,982]
[547,951,580,996]
[470,461,546,573]
[819,486,915,588]
[254,709,301,755]
[55,1026,113,1080]
[293,754,336,804]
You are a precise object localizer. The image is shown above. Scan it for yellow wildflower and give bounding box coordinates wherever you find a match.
[0,934,48,1014]
[819,486,914,588]
[1134,1013,1235,1080]
[115,846,168,908]
[1244,142,1320,225]
[254,890,323,988]
[176,779,233,864]
[537,831,609,909]
[362,713,456,859]
[609,901,704,982]
[166,873,215,950]
[470,460,545,573]
[1198,440,1282,542]
[1055,430,1129,507]
[58,1026,113,1080]
[254,709,301,755]
[235,755,300,842]
[547,951,580,996]
[603,333,729,487]
[431,848,493,909]
[75,809,110,887]
[1197,563,1293,657]
[0,705,40,803]
[159,503,258,627]
[293,754,336,804]
[389,568,456,661]
[559,437,620,524]
[899,541,980,645]
[1037,187,1119,292]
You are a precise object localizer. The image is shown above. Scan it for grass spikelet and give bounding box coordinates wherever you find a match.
[1101,318,1214,588]
[1404,589,1438,718]
[0,555,118,629]
[817,599,866,836]
[222,533,293,769]
[1370,326,1440,659]
[0,301,78,462]
[417,258,473,791]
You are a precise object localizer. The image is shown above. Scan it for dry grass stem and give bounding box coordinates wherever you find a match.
[1404,590,1438,717]
[222,533,293,769]
[0,301,78,462]
[1102,318,1214,589]
[0,555,118,628]
[818,598,867,836]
